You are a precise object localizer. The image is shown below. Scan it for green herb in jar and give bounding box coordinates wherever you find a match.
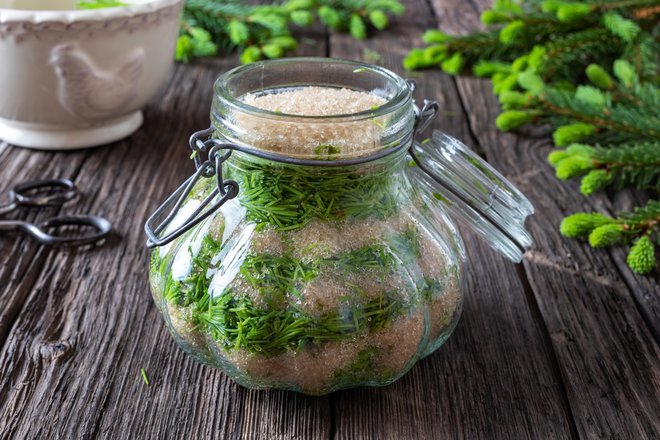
[148,78,466,395]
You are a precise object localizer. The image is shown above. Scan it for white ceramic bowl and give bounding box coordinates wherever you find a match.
[0,0,183,149]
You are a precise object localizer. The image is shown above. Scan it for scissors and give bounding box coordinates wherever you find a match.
[0,178,112,246]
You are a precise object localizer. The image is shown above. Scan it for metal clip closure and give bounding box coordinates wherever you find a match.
[144,130,239,248]
[189,127,217,177]
[413,99,439,135]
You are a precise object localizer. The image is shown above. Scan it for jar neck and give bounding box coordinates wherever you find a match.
[213,104,415,161]
[225,147,411,231]
[211,58,415,161]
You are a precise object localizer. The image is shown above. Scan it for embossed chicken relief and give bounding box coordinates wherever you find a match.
[49,43,144,121]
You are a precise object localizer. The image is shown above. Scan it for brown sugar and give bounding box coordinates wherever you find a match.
[239,87,387,159]
[244,87,386,117]
[226,309,426,394]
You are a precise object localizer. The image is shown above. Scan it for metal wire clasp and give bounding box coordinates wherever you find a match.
[413,99,439,136]
[144,130,239,248]
[407,79,439,135]
[145,96,439,249]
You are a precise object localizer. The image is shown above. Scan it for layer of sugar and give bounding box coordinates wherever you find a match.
[225,310,425,394]
[167,303,209,354]
[244,87,386,116]
[295,270,352,313]
[230,275,268,308]
[289,215,415,262]
[371,309,425,374]
[295,269,411,315]
[415,225,462,343]
[250,227,286,256]
[208,215,226,242]
[184,209,463,388]
[289,218,382,262]
[426,277,461,342]
[237,87,387,158]
[417,225,453,281]
[247,214,416,260]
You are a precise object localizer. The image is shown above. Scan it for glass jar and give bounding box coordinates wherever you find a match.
[145,58,533,395]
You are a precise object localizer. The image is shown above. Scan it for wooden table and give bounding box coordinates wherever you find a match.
[1,1,658,438]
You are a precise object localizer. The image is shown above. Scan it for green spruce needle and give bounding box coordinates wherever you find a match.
[140,368,150,386]
[151,206,441,356]
[177,0,404,62]
[225,153,404,232]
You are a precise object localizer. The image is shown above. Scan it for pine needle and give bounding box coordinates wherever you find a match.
[140,368,150,386]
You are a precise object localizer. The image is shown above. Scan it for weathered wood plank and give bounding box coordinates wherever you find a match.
[0,55,332,439]
[329,1,575,439]
[429,0,660,438]
[0,147,88,347]
[1,1,658,439]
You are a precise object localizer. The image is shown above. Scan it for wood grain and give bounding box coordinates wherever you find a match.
[0,147,89,353]
[0,0,657,439]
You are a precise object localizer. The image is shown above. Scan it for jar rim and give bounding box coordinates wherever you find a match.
[213,57,412,122]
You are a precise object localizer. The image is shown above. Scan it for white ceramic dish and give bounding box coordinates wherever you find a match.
[0,0,183,149]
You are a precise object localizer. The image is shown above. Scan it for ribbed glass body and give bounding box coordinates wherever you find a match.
[148,58,466,395]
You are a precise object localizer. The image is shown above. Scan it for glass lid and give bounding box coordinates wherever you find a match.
[408,130,534,262]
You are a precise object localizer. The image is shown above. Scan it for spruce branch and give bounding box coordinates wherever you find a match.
[531,85,660,141]
[403,29,524,71]
[602,11,641,42]
[561,200,659,274]
[494,62,660,143]
[550,141,660,194]
[405,0,660,275]
[177,0,404,63]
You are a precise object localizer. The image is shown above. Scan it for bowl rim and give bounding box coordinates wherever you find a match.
[0,0,181,23]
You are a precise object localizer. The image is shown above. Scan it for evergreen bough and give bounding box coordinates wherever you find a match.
[177,0,404,62]
[405,0,660,275]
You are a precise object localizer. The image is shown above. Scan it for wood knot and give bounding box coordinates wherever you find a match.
[38,339,74,362]
[550,329,574,345]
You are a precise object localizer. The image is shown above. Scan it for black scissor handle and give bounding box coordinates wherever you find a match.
[0,215,112,246]
[10,178,77,207]
[36,215,112,246]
